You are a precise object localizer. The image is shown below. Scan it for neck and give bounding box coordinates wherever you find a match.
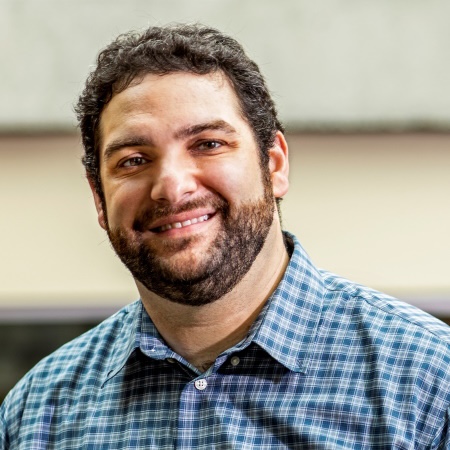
[137,221,289,372]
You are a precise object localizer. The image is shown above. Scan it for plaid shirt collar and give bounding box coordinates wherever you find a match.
[104,232,325,383]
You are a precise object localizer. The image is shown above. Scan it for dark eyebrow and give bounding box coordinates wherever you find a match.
[174,120,238,140]
[102,120,237,162]
[103,136,154,162]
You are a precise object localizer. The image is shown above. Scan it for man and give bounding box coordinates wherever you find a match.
[2,24,450,449]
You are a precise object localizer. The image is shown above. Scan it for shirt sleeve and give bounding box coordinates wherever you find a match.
[0,402,10,450]
[430,406,450,449]
[0,376,32,450]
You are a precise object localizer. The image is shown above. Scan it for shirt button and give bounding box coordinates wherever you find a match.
[230,356,240,366]
[194,379,208,391]
[166,358,176,363]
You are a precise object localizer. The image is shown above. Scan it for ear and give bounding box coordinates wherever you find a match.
[268,131,289,198]
[87,176,107,230]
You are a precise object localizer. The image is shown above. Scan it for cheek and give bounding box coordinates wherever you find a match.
[201,157,265,203]
[104,178,150,225]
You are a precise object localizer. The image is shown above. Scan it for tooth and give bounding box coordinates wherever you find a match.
[174,222,182,228]
[182,220,191,226]
[191,218,198,224]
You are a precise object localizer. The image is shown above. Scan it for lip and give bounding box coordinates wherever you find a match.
[148,209,216,233]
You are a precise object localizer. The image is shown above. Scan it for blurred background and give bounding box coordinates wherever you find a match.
[1,0,449,400]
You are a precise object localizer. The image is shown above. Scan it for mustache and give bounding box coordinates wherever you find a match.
[132,195,229,232]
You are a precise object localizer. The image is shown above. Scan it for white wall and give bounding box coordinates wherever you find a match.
[1,0,449,130]
[283,133,450,314]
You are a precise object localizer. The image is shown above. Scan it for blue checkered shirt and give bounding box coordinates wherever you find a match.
[2,233,450,449]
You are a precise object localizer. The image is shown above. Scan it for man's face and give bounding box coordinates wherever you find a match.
[93,71,284,305]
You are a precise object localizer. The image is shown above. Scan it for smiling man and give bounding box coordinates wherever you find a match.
[2,24,450,449]
[97,71,288,315]
[94,69,289,371]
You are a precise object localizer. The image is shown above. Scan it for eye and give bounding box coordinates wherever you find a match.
[197,140,223,151]
[122,156,149,167]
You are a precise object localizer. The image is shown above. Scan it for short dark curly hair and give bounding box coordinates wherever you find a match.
[75,23,284,197]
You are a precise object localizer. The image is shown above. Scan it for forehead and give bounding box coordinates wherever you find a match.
[98,71,247,149]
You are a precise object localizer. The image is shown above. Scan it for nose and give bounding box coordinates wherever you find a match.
[150,153,198,204]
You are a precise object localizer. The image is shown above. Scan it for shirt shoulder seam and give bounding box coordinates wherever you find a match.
[322,277,450,346]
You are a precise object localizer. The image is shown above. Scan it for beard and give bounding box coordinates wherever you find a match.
[106,176,275,306]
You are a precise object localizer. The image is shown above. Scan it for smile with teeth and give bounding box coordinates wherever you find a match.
[154,214,211,232]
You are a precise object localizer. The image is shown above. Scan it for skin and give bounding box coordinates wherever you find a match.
[89,71,290,371]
